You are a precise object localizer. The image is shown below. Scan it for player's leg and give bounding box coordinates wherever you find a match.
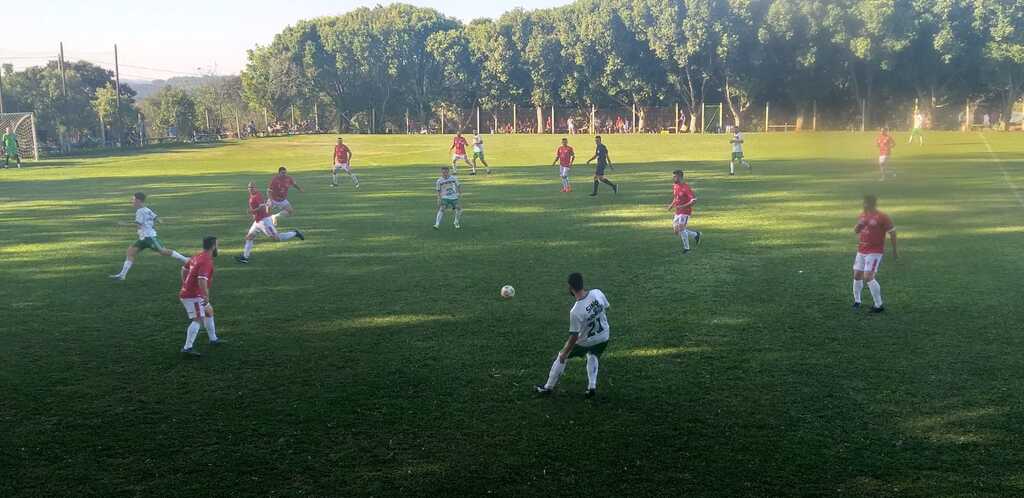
[238,225,260,262]
[434,204,445,229]
[852,254,866,309]
[480,154,490,174]
[878,156,887,181]
[346,165,359,188]
[742,153,751,169]
[537,353,567,392]
[453,203,463,229]
[674,215,691,252]
[590,173,600,196]
[451,156,458,174]
[470,154,478,174]
[599,175,617,193]
[15,154,20,168]
[181,299,204,355]
[202,304,220,344]
[863,255,884,311]
[154,238,189,263]
[331,165,340,187]
[585,352,599,392]
[112,244,142,280]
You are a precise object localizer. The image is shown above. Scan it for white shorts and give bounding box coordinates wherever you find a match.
[247,218,278,238]
[270,199,292,212]
[452,154,468,161]
[560,166,571,177]
[879,155,889,165]
[180,297,208,319]
[333,162,351,173]
[853,252,883,273]
[673,214,690,228]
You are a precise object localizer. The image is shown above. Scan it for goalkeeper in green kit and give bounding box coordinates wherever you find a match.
[3,127,21,169]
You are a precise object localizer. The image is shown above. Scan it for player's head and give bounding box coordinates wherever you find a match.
[594,135,602,144]
[880,127,889,135]
[863,195,878,212]
[4,127,9,134]
[132,192,146,207]
[733,125,741,132]
[673,169,684,183]
[440,165,450,177]
[456,132,462,137]
[277,166,287,176]
[568,272,584,295]
[561,138,568,145]
[336,137,343,144]
[247,181,257,193]
[203,235,219,257]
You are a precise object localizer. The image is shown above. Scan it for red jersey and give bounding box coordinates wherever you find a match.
[268,175,295,202]
[857,211,894,254]
[673,183,695,215]
[556,145,575,167]
[249,192,269,222]
[876,134,894,156]
[452,136,468,155]
[334,144,351,163]
[179,252,214,299]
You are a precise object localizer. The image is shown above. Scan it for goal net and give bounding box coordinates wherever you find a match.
[702,103,722,133]
[0,113,39,161]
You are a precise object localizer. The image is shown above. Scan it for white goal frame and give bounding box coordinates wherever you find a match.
[0,112,39,161]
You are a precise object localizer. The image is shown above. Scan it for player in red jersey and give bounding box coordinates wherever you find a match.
[449,133,472,173]
[179,236,222,356]
[875,128,895,181]
[236,182,304,264]
[852,195,898,313]
[667,169,702,253]
[552,138,575,192]
[331,137,359,189]
[267,166,304,221]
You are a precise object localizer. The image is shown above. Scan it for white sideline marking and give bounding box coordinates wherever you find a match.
[978,132,1024,209]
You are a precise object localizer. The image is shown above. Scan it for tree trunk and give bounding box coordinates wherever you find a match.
[724,75,742,128]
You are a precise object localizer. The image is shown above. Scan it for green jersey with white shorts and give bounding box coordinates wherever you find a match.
[436,175,461,208]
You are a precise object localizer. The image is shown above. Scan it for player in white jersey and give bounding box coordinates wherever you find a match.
[729,127,752,175]
[470,134,491,175]
[433,166,463,230]
[909,111,925,145]
[535,272,610,399]
[110,192,190,280]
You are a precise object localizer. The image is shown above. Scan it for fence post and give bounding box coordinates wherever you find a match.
[406,108,410,134]
[476,106,481,134]
[512,104,517,134]
[264,108,269,135]
[314,102,319,132]
[536,106,542,134]
[591,105,596,135]
[493,113,497,134]
[235,112,241,139]
[861,99,866,132]
[718,103,723,132]
[631,103,636,133]
[765,101,769,132]
[812,101,817,131]
[675,102,679,133]
[551,105,555,134]
[440,106,445,135]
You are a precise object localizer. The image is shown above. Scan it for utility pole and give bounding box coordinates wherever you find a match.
[114,44,122,147]
[59,42,68,151]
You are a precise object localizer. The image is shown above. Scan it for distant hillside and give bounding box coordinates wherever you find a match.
[129,75,236,100]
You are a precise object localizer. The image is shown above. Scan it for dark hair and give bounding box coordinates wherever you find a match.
[863,195,878,208]
[673,169,684,176]
[202,236,218,251]
[278,166,287,172]
[568,272,584,292]
[133,192,146,202]
[595,135,602,140]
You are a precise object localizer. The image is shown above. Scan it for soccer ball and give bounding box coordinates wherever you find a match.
[500,285,515,298]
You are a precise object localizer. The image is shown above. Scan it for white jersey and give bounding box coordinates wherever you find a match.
[913,114,924,128]
[436,176,461,200]
[135,207,158,239]
[731,132,744,153]
[569,289,610,348]
[472,135,483,153]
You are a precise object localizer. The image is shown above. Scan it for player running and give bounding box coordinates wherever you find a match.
[852,195,898,313]
[552,138,575,192]
[535,272,611,399]
[110,192,190,281]
[433,166,463,230]
[331,137,359,188]
[667,169,702,253]
[236,182,304,264]
[470,133,491,175]
[875,128,895,181]
[3,127,21,169]
[449,133,472,174]
[908,111,924,146]
[268,166,304,220]
[585,135,617,196]
[179,236,224,356]
[729,127,751,175]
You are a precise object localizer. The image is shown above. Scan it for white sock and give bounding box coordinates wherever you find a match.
[454,210,462,225]
[243,240,254,258]
[279,231,297,241]
[586,354,599,389]
[867,279,883,307]
[184,321,201,350]
[679,230,690,250]
[435,209,444,226]
[331,172,338,185]
[204,317,218,342]
[170,251,188,263]
[544,357,567,389]
[853,280,863,304]
[118,259,133,277]
[351,174,359,186]
[730,161,735,174]
[561,177,568,189]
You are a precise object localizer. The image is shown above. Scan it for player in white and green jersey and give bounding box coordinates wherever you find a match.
[433,166,463,229]
[470,134,491,175]
[110,192,190,280]
[729,127,751,175]
[908,111,925,145]
[535,272,610,399]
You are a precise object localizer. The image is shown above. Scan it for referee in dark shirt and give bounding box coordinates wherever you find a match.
[585,135,618,196]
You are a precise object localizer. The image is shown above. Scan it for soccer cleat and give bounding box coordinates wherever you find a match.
[181,348,201,357]
[210,339,226,346]
[683,248,690,254]
[584,388,596,399]
[355,183,360,189]
[589,193,597,197]
[870,306,885,313]
[432,224,440,230]
[695,231,702,245]
[469,171,476,176]
[852,302,861,310]
[235,256,250,264]
[331,183,338,188]
[486,169,492,175]
[294,230,305,241]
[454,223,461,229]
[534,385,553,395]
[109,274,125,281]
[612,184,618,194]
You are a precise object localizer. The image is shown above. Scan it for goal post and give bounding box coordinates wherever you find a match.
[0,112,39,161]
[702,103,723,133]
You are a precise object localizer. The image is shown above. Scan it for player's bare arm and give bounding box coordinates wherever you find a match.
[889,231,898,258]
[585,153,597,164]
[558,334,579,362]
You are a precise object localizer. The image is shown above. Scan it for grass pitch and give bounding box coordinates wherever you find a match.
[2,131,1024,497]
